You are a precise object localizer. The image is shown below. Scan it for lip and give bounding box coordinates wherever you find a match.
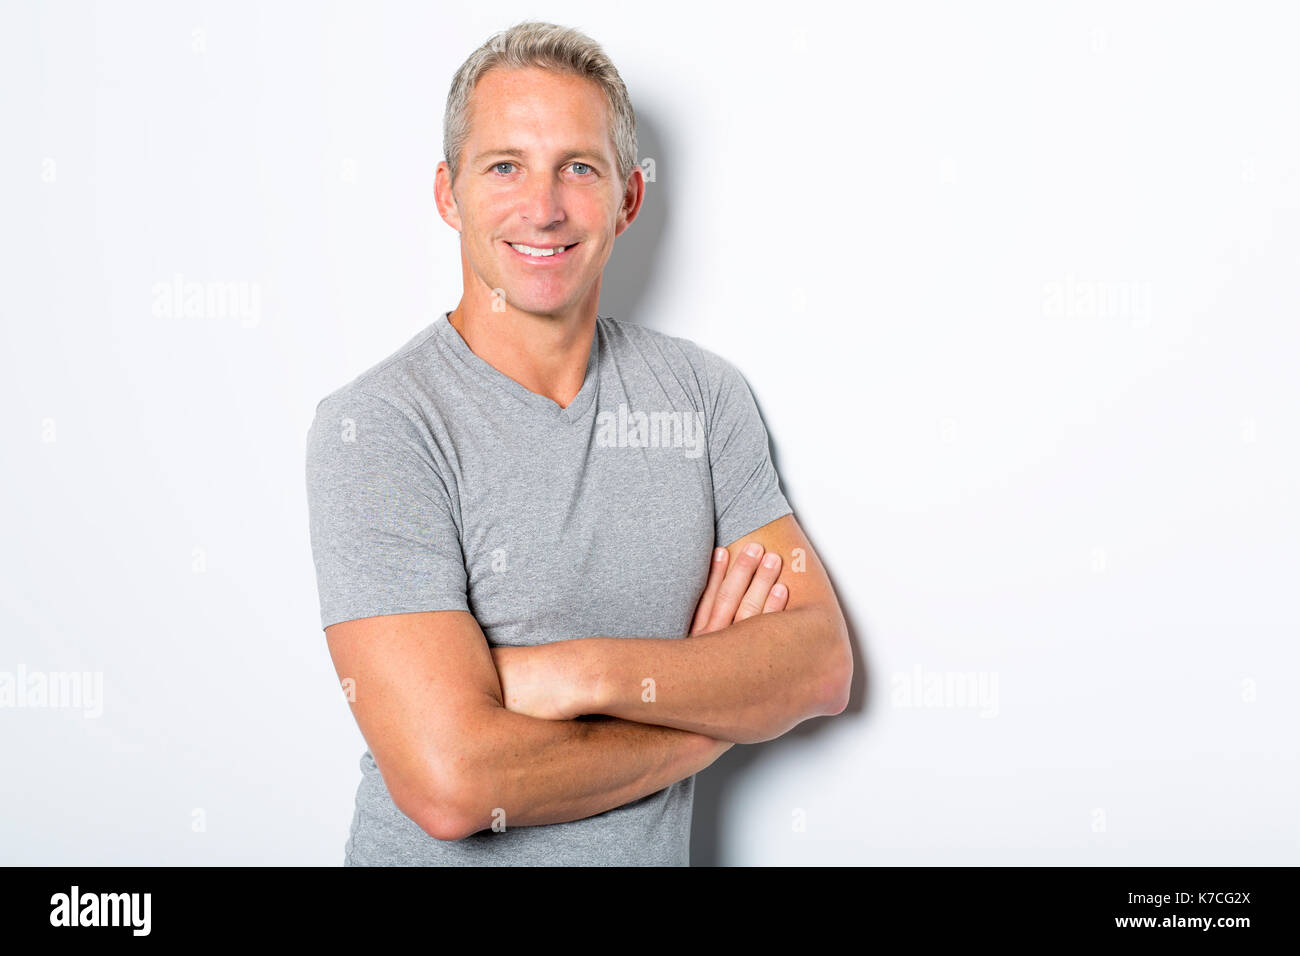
[504,240,579,264]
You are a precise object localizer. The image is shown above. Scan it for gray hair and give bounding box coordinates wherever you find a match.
[442,21,638,188]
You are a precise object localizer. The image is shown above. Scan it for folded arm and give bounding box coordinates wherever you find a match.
[496,513,853,744]
[324,610,732,843]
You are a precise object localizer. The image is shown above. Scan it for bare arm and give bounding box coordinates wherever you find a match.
[324,609,731,843]
[495,513,853,744]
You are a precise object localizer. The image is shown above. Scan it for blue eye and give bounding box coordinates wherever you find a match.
[570,162,593,176]
[493,162,515,175]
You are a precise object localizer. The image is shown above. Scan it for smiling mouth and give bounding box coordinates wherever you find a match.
[506,241,579,259]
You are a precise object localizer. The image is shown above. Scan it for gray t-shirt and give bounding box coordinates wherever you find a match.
[304,311,791,865]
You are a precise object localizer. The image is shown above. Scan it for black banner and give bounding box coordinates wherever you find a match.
[2,865,1289,943]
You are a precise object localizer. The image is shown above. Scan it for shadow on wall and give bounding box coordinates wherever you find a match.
[690,422,872,866]
[600,108,872,866]
[596,110,668,329]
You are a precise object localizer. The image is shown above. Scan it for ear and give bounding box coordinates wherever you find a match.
[614,164,645,238]
[434,160,463,232]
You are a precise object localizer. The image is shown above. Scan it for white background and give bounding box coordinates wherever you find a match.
[2,0,1296,865]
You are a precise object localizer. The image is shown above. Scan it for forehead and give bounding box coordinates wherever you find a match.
[465,66,613,152]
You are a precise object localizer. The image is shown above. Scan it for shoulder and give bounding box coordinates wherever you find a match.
[597,315,736,385]
[309,320,448,427]
[305,321,461,484]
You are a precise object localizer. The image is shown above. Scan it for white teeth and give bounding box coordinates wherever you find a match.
[510,243,568,257]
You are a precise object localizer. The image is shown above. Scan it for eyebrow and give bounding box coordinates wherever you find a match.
[471,147,607,166]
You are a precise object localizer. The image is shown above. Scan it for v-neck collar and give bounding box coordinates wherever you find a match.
[433,311,600,424]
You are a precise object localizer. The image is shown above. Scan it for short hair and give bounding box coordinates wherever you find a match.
[442,21,638,188]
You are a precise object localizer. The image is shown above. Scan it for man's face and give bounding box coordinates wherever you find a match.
[437,66,639,320]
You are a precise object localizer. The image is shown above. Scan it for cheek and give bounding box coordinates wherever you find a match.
[577,194,615,226]
[460,198,507,235]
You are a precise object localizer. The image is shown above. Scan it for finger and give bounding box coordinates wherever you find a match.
[705,540,765,632]
[690,547,729,635]
[734,550,782,622]
[761,581,788,613]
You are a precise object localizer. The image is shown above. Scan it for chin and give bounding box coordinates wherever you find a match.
[487,290,565,317]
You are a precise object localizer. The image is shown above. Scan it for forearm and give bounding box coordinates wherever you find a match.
[579,604,851,744]
[432,705,730,840]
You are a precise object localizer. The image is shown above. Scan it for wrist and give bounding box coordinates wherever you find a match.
[568,636,615,717]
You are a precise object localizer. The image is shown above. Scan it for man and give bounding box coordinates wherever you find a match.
[304,20,851,866]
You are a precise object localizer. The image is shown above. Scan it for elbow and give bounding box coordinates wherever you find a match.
[393,752,486,843]
[818,613,853,717]
[415,799,478,843]
[762,608,853,740]
[823,671,851,716]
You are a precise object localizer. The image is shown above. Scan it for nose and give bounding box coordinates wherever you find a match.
[519,169,565,230]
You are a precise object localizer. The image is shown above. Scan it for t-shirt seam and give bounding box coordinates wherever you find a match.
[429,328,529,412]
[334,385,460,499]
[430,322,601,424]
[322,598,471,631]
[315,384,469,592]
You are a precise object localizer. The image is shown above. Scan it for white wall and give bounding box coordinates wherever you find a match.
[2,0,1296,865]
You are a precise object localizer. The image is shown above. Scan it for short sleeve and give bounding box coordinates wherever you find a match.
[304,388,470,630]
[694,347,793,547]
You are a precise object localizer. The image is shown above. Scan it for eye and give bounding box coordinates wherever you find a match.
[569,162,594,176]
[492,162,516,175]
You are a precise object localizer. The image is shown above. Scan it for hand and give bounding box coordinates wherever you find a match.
[689,541,787,636]
[689,541,786,757]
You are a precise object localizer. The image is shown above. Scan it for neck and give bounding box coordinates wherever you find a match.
[448,300,596,410]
